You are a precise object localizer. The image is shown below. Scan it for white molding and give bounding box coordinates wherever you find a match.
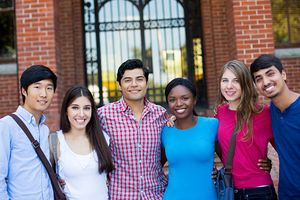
[0,63,17,75]
[275,48,300,58]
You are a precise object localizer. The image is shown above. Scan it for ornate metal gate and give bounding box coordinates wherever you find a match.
[83,0,207,107]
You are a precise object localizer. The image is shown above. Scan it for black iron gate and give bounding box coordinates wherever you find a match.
[83,0,207,107]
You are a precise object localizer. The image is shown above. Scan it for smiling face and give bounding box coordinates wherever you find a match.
[22,79,55,117]
[253,66,287,99]
[66,96,92,131]
[220,69,242,109]
[167,85,196,120]
[118,68,148,104]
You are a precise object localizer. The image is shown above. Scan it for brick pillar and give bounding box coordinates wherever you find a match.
[57,0,85,93]
[0,74,19,116]
[229,0,275,64]
[15,0,60,130]
[201,0,231,107]
[228,0,278,190]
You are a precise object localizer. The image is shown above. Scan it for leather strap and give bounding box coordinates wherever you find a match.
[9,114,66,200]
[224,126,238,175]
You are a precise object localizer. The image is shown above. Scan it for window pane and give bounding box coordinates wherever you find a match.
[0,0,13,8]
[289,0,300,43]
[0,0,16,60]
[272,0,300,47]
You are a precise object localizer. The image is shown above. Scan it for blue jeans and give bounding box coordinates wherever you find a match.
[234,185,277,200]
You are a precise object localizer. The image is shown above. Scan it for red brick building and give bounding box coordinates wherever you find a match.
[1,0,300,189]
[1,0,299,128]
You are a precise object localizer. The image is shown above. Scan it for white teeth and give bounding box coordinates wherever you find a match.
[176,109,185,114]
[265,85,274,92]
[76,119,85,123]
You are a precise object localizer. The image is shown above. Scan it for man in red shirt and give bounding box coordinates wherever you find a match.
[97,59,168,200]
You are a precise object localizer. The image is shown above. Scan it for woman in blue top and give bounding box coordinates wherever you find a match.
[161,78,218,200]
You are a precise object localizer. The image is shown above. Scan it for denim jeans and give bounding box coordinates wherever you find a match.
[234,185,277,200]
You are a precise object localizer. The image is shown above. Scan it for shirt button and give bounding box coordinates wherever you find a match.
[139,175,143,180]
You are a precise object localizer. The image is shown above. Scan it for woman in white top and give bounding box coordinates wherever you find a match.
[51,85,113,200]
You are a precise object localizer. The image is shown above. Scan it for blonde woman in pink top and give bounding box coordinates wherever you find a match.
[215,60,277,200]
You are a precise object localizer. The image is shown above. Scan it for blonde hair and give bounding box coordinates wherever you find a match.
[215,60,263,141]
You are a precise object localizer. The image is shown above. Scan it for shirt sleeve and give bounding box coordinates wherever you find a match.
[0,120,11,200]
[97,107,110,137]
[161,108,169,125]
[263,106,275,142]
[102,130,110,146]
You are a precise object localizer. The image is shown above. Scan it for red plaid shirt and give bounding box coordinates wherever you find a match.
[97,97,168,200]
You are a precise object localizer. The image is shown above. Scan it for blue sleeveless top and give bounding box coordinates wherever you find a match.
[162,117,218,200]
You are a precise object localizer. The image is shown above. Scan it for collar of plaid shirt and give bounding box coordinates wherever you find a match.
[98,97,168,200]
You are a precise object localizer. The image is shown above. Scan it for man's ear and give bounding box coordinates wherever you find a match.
[21,88,27,97]
[282,70,287,81]
[117,81,122,92]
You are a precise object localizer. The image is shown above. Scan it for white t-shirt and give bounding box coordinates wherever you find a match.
[56,130,108,200]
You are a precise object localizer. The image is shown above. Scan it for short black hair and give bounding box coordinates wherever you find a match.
[117,59,149,84]
[165,77,198,116]
[250,54,283,80]
[20,65,57,102]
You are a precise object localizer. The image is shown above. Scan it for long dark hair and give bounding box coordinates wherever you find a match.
[60,85,113,173]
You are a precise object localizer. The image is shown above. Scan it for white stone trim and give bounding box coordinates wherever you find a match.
[275,48,300,58]
[0,63,17,75]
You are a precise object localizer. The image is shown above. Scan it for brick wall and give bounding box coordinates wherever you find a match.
[57,0,85,94]
[201,0,231,108]
[281,57,300,93]
[45,0,85,130]
[230,0,275,64]
[1,0,297,125]
[15,0,60,130]
[2,0,85,131]
[200,0,299,106]
[0,74,19,116]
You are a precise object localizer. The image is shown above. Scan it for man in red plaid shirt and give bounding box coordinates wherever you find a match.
[97,59,168,199]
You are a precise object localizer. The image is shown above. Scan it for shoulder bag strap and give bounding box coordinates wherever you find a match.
[9,114,66,200]
[224,126,238,175]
